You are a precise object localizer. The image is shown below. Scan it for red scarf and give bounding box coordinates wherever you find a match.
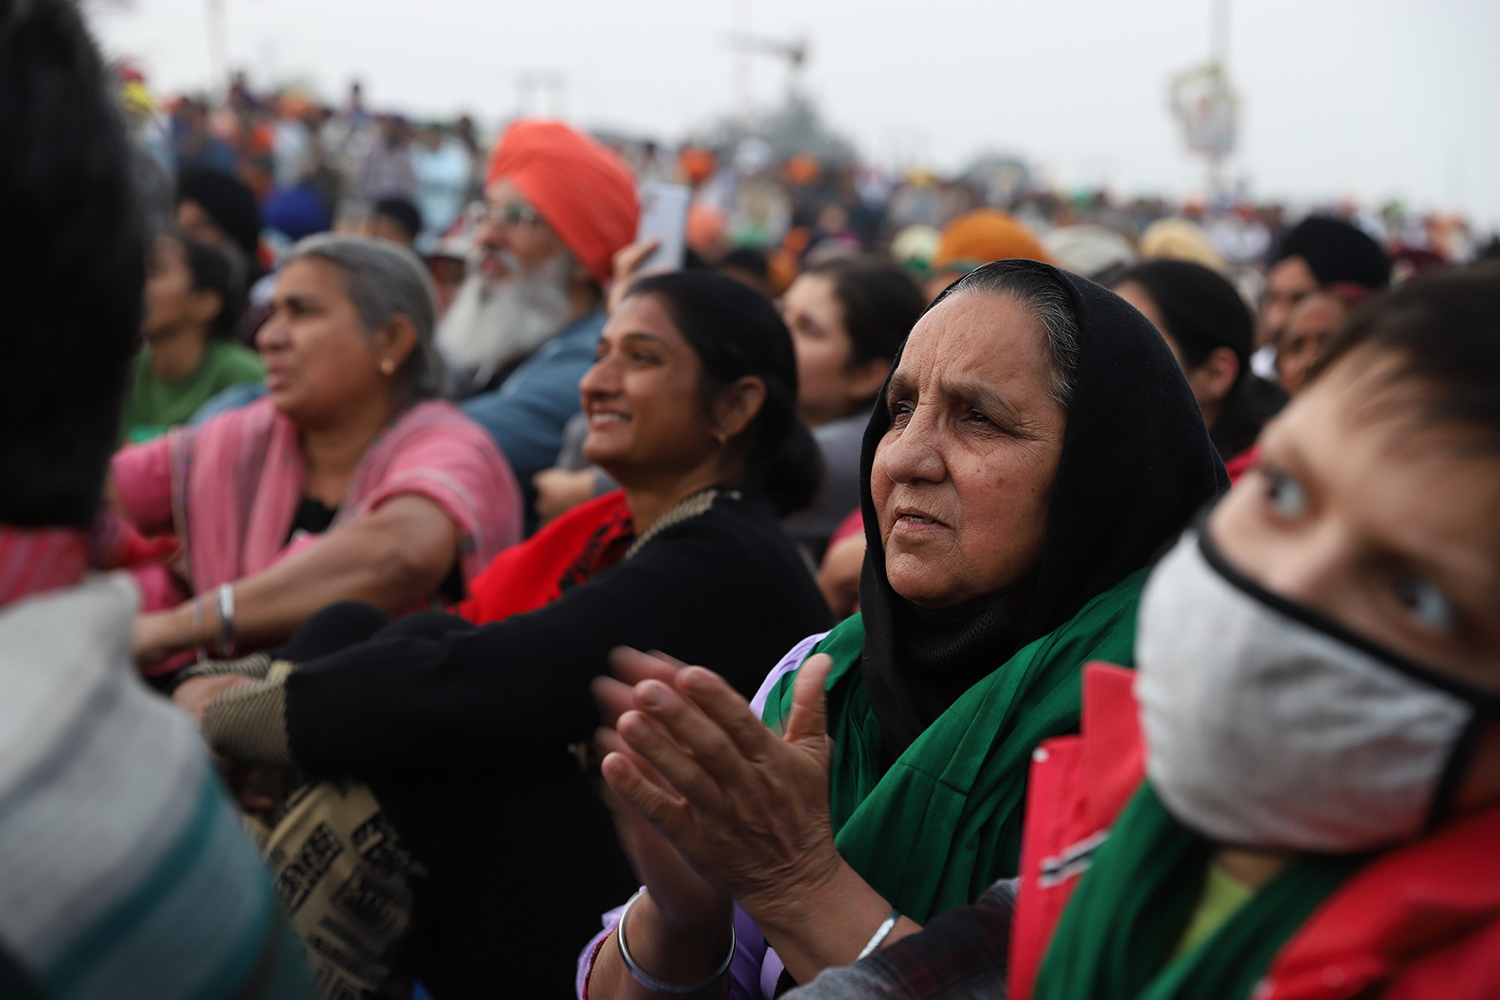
[0,526,91,609]
[454,490,634,625]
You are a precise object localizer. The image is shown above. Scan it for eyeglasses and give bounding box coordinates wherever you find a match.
[483,201,544,229]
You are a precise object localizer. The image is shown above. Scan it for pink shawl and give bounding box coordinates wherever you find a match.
[113,397,521,609]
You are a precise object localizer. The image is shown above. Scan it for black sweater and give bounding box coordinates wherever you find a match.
[282,491,833,778]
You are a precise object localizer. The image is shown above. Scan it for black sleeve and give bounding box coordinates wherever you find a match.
[284,519,828,780]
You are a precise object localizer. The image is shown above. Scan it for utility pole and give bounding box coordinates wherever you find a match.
[205,0,231,101]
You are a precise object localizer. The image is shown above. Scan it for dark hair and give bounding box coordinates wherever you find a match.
[625,271,821,516]
[805,255,926,373]
[1270,216,1390,291]
[0,0,143,527]
[716,246,770,282]
[177,167,261,266]
[934,258,1082,410]
[1310,261,1500,451]
[1109,259,1252,375]
[373,196,423,244]
[161,229,246,339]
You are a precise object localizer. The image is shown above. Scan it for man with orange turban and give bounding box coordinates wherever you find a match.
[444,120,639,526]
[924,207,1051,301]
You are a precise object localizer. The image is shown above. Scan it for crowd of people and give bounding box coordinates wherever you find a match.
[4,2,1500,999]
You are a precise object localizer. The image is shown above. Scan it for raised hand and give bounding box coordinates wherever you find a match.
[605,653,844,923]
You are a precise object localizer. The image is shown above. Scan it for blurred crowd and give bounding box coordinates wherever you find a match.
[5,6,1500,1000]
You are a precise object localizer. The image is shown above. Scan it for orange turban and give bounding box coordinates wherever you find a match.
[932,208,1050,274]
[484,120,639,284]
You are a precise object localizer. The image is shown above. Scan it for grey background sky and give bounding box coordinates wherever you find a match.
[92,0,1500,230]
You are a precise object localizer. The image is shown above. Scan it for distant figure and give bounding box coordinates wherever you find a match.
[0,1,314,995]
[368,195,423,249]
[1111,259,1287,470]
[925,208,1051,301]
[1254,215,1389,377]
[123,229,263,443]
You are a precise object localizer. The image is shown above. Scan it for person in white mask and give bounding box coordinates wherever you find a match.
[778,262,1500,1000]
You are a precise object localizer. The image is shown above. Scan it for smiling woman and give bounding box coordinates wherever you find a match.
[179,270,832,996]
[583,259,1227,999]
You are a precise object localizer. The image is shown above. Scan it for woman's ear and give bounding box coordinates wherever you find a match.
[373,314,420,375]
[844,356,894,407]
[712,375,768,441]
[186,288,225,331]
[1188,346,1241,406]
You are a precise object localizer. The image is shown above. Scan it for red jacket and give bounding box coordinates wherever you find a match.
[1008,663,1500,1000]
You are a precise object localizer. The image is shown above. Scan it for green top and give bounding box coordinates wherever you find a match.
[761,568,1149,923]
[122,340,264,444]
[1171,862,1255,959]
[1032,782,1366,1000]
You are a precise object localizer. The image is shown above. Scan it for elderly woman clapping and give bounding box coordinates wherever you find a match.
[582,259,1227,997]
[115,235,522,675]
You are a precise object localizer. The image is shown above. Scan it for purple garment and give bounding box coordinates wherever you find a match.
[574,632,829,999]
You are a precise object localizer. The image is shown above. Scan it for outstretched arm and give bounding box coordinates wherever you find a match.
[134,495,458,664]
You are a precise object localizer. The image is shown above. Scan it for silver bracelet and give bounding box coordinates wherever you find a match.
[616,889,735,995]
[215,583,237,656]
[857,908,901,960]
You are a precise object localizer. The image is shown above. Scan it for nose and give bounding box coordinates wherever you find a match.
[1251,523,1352,617]
[256,312,288,353]
[878,405,946,485]
[578,351,621,401]
[474,214,506,253]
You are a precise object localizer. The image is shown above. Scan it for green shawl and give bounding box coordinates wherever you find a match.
[1032,782,1366,1000]
[760,567,1147,923]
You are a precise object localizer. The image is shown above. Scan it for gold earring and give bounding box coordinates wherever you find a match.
[380,359,396,376]
[714,430,728,445]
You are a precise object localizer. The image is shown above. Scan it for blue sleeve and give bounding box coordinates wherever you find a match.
[191,381,268,425]
[460,318,600,489]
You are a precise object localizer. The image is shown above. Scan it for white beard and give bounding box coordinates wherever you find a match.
[436,250,573,380]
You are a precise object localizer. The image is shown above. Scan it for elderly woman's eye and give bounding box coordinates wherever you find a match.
[1263,468,1308,518]
[1393,578,1458,633]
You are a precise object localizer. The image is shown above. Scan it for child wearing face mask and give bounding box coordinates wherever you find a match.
[781,264,1500,1000]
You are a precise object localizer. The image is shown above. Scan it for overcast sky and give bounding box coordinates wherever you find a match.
[90,0,1500,231]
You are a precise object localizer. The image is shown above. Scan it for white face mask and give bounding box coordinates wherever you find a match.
[1136,526,1499,853]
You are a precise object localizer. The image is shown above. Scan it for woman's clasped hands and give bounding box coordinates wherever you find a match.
[590,647,904,991]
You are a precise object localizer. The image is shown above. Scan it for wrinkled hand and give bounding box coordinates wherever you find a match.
[532,467,601,525]
[172,673,255,728]
[606,239,662,316]
[592,649,730,932]
[603,650,842,924]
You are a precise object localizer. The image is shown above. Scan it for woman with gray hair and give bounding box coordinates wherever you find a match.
[114,234,522,677]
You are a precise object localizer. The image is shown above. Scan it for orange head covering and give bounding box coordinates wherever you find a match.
[485,120,640,284]
[932,208,1050,274]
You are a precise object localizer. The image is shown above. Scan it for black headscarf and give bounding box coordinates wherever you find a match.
[857,259,1228,759]
[1269,216,1390,291]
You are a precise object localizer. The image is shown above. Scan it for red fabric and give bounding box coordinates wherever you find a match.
[829,507,864,547]
[1007,662,1500,1000]
[1224,442,1260,485]
[1009,663,1140,1000]
[0,526,90,609]
[454,489,633,624]
[484,120,640,285]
